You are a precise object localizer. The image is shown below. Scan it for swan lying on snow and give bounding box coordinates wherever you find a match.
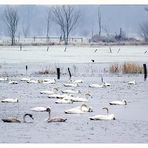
[27,79,39,84]
[31,107,50,112]
[46,108,67,122]
[128,80,136,85]
[55,98,73,104]
[1,98,19,103]
[0,77,8,81]
[9,80,18,84]
[64,104,93,114]
[48,94,72,99]
[2,113,34,123]
[103,82,111,87]
[63,83,79,87]
[66,93,92,102]
[61,89,81,94]
[20,78,30,82]
[40,88,58,95]
[72,79,83,84]
[90,107,115,120]
[109,100,127,105]
[89,84,104,88]
[43,79,56,84]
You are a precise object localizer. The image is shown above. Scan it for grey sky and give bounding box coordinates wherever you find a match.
[0,5,148,38]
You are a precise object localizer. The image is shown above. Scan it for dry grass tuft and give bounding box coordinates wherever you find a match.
[37,67,56,75]
[110,63,144,74]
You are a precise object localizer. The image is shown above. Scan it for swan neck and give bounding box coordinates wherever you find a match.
[48,111,51,120]
[23,114,27,123]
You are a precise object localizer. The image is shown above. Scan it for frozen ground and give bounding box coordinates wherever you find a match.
[0,45,148,143]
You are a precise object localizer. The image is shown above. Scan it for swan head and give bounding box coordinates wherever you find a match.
[46,108,51,113]
[123,100,127,105]
[24,113,34,120]
[85,93,92,99]
[80,104,88,110]
[88,107,93,112]
[102,107,109,114]
[53,87,58,91]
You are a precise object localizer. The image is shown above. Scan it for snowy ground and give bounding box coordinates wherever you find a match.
[0,45,148,143]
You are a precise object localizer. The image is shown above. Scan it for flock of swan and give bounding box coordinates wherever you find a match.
[0,76,136,123]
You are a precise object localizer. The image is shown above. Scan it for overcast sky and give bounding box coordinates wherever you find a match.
[0,5,148,38]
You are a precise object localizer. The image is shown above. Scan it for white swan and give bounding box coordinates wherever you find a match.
[89,84,104,88]
[48,94,72,99]
[2,113,34,123]
[46,108,67,122]
[128,80,136,85]
[66,93,92,102]
[73,80,83,84]
[103,82,111,87]
[27,79,39,84]
[9,80,18,84]
[63,83,78,87]
[64,104,93,114]
[31,107,50,112]
[0,77,8,81]
[90,107,115,120]
[40,88,58,95]
[61,89,80,94]
[43,79,56,84]
[20,78,30,82]
[1,98,19,103]
[109,100,127,105]
[55,98,73,104]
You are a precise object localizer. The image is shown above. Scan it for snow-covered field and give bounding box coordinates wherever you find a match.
[0,45,148,143]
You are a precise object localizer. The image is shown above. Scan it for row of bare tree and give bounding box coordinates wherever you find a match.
[3,6,80,46]
[2,6,148,46]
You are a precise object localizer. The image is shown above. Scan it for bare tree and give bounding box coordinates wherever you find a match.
[140,22,148,41]
[139,8,148,41]
[97,7,102,37]
[22,22,30,38]
[46,9,51,42]
[3,7,19,45]
[52,5,80,45]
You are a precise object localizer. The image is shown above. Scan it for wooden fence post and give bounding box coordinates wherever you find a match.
[68,67,72,79]
[143,64,147,81]
[57,68,60,79]
[25,65,28,75]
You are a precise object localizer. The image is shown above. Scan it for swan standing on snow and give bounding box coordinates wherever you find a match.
[31,107,50,112]
[64,104,93,114]
[90,107,115,120]
[128,80,136,85]
[109,100,127,105]
[2,113,34,123]
[40,88,58,95]
[46,108,67,122]
[1,98,19,103]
